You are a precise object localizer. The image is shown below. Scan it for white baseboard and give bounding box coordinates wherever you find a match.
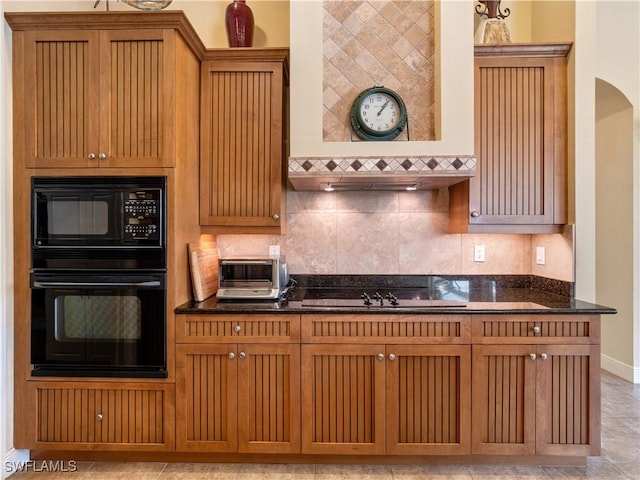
[601,353,640,383]
[2,449,30,479]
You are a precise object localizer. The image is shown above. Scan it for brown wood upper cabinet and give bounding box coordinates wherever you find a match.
[7,12,203,169]
[199,49,289,234]
[449,44,572,233]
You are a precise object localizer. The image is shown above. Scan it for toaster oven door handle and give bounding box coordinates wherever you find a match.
[32,281,162,288]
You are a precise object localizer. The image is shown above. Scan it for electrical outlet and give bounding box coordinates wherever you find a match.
[474,244,485,262]
[269,245,280,258]
[536,246,546,265]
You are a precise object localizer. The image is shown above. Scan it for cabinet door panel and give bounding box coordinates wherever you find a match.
[237,344,300,453]
[176,344,238,452]
[386,345,471,455]
[200,60,285,232]
[301,344,385,454]
[32,382,173,450]
[100,29,174,168]
[536,344,600,456]
[472,345,536,455]
[24,30,100,168]
[471,57,556,225]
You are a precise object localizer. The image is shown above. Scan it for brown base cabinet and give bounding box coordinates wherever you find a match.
[175,314,301,454]
[471,315,601,457]
[175,343,300,454]
[28,382,175,451]
[301,344,471,455]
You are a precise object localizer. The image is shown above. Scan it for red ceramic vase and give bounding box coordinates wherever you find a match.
[225,0,254,48]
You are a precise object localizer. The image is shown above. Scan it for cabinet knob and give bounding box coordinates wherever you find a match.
[470,210,480,218]
[540,353,548,360]
[272,214,280,221]
[530,353,537,360]
[533,326,541,334]
[88,153,96,160]
[234,325,242,333]
[239,352,246,359]
[388,354,396,361]
[228,352,235,359]
[377,353,385,361]
[98,153,107,160]
[95,413,103,421]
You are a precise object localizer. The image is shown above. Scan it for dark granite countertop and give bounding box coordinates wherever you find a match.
[175,275,617,316]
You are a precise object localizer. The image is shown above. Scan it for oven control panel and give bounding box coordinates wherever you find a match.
[123,189,162,240]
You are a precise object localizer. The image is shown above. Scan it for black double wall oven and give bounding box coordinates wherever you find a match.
[30,176,168,378]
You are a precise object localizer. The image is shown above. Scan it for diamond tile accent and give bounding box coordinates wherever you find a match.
[289,155,476,176]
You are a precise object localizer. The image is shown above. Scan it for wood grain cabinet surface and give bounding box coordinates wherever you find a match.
[7,13,203,170]
[175,315,301,454]
[300,315,472,455]
[450,43,572,233]
[471,315,601,457]
[28,382,175,451]
[199,50,289,234]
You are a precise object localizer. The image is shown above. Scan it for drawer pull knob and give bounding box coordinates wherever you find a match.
[272,214,280,221]
[388,354,396,361]
[88,153,96,159]
[98,153,107,159]
[540,353,548,360]
[533,326,541,334]
[530,353,537,360]
[239,352,246,359]
[377,353,385,361]
[228,352,235,359]
[470,210,480,218]
[234,325,242,333]
[96,413,103,421]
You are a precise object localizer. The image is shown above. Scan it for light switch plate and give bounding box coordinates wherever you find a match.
[269,245,280,258]
[474,245,485,262]
[536,246,546,265]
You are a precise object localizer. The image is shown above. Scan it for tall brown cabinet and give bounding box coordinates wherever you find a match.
[449,43,571,233]
[7,11,204,450]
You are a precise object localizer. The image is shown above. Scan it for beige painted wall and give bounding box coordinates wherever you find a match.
[596,85,634,374]
[3,0,290,48]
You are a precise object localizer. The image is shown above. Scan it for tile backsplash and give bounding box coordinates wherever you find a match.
[215,189,574,282]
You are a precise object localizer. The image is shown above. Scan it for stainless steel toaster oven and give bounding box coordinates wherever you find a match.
[216,257,288,300]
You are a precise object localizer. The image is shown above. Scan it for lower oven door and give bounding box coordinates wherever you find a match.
[30,271,167,378]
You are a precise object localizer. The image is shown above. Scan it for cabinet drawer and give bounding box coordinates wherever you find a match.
[302,315,471,344]
[30,382,174,450]
[176,314,301,343]
[472,315,600,344]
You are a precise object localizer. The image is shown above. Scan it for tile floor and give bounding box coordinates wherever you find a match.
[7,370,640,480]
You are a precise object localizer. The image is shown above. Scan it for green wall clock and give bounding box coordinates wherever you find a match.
[349,86,408,141]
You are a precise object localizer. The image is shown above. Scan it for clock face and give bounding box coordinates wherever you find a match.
[350,87,407,141]
[358,91,401,133]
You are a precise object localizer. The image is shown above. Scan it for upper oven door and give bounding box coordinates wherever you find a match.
[32,176,167,270]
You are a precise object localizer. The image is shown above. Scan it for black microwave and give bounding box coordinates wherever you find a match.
[31,176,166,270]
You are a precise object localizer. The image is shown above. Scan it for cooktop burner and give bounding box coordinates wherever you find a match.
[301,288,468,309]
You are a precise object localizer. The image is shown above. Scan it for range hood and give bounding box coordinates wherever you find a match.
[288,155,476,191]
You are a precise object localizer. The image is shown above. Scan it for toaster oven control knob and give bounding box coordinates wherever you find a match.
[95,413,103,421]
[272,214,280,221]
[234,325,242,333]
[228,352,235,359]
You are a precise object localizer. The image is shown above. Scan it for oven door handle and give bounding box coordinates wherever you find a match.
[32,280,162,288]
